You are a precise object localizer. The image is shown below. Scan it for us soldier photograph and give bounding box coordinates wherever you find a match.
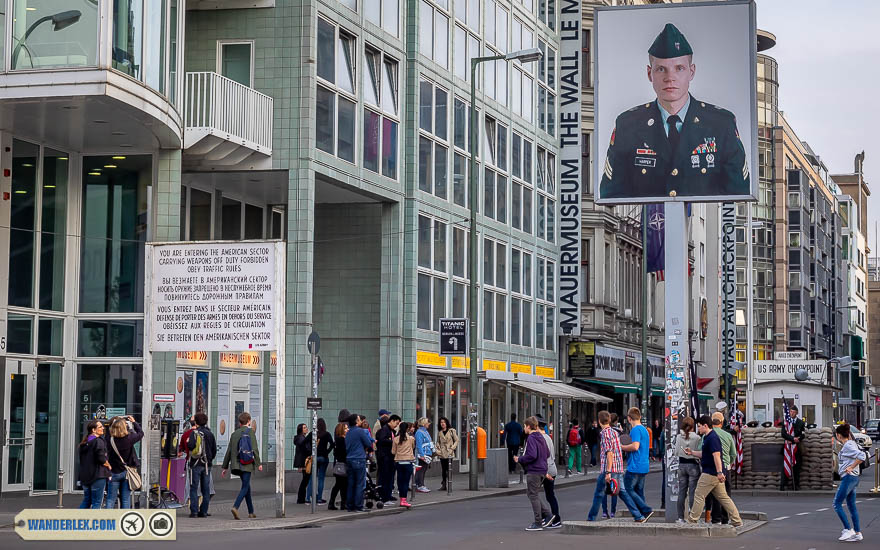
[599,23,751,200]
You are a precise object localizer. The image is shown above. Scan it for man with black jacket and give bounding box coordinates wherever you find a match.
[586,421,601,467]
[375,414,400,502]
[502,414,525,474]
[780,405,805,491]
[186,412,217,517]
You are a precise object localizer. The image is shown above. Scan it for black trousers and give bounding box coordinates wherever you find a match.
[780,449,802,490]
[377,455,395,500]
[329,474,348,507]
[543,476,560,520]
[507,444,521,473]
[297,471,310,503]
[440,458,451,486]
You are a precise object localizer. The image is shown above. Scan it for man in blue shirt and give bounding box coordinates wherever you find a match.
[502,414,525,474]
[344,414,375,512]
[685,415,742,526]
[620,407,653,520]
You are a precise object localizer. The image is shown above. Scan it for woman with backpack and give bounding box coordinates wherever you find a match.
[293,423,311,504]
[305,418,334,504]
[435,417,458,491]
[328,422,349,510]
[105,415,143,509]
[221,412,262,519]
[78,420,111,509]
[833,423,865,542]
[414,418,434,493]
[392,422,416,508]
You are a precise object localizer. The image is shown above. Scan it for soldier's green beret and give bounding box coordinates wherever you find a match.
[648,23,693,59]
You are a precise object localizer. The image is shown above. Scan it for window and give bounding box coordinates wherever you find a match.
[581,132,591,196]
[419,80,450,199]
[582,29,591,89]
[218,41,253,87]
[483,239,507,342]
[537,41,556,136]
[316,19,357,163]
[536,257,555,350]
[788,191,800,208]
[789,271,801,288]
[511,134,533,233]
[536,147,556,243]
[365,0,400,36]
[420,1,449,68]
[483,116,509,223]
[789,311,802,329]
[452,226,469,317]
[510,249,533,346]
[418,215,448,331]
[788,231,800,248]
[364,46,399,178]
[454,26,482,82]
[455,0,481,33]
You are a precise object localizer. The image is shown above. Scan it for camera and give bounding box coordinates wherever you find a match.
[152,517,169,530]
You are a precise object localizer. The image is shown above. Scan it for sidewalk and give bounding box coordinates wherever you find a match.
[2,464,661,532]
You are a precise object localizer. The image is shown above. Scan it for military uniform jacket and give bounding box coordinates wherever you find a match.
[599,96,750,200]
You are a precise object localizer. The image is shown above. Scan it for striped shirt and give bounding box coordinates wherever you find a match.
[600,427,624,473]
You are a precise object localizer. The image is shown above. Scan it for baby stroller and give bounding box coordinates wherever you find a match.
[364,471,385,509]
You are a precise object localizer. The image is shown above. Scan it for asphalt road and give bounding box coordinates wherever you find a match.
[2,472,878,549]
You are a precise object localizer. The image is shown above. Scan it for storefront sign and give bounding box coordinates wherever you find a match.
[218,352,261,369]
[634,355,666,387]
[439,318,468,356]
[754,360,826,382]
[152,394,175,403]
[557,0,583,337]
[568,342,596,377]
[148,242,279,352]
[720,202,737,382]
[176,351,209,367]
[450,356,470,369]
[775,351,807,360]
[417,350,447,368]
[511,363,532,375]
[593,345,627,381]
[483,359,507,372]
[535,366,556,378]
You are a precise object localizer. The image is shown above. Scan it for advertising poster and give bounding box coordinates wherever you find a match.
[196,372,209,414]
[595,0,757,203]
[183,372,193,421]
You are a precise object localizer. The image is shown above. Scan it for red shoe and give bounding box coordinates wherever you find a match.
[400,498,411,508]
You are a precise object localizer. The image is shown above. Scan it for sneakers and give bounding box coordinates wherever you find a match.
[541,515,554,527]
[547,517,563,529]
[845,532,863,542]
[840,529,856,541]
[525,522,544,531]
[231,508,240,520]
[248,513,256,519]
[602,512,610,519]
[416,486,431,493]
[636,511,654,523]
[399,498,411,508]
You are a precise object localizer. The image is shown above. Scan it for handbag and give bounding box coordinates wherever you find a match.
[304,456,313,475]
[332,461,347,476]
[110,437,143,491]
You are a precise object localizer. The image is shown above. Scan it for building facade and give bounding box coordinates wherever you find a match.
[0,0,594,495]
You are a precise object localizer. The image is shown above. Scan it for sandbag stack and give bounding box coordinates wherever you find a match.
[730,426,833,490]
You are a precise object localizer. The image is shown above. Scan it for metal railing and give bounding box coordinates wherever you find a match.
[184,72,273,153]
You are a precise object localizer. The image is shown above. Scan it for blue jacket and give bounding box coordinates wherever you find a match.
[502,421,524,446]
[415,427,434,458]
[518,431,550,475]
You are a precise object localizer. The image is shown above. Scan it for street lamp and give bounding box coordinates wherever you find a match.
[468,47,541,492]
[12,10,82,69]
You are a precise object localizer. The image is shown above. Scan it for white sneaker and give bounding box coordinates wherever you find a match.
[845,532,863,542]
[416,486,430,493]
[839,529,855,541]
[675,519,686,525]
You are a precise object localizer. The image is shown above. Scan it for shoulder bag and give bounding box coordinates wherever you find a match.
[110,437,143,491]
[332,461,347,476]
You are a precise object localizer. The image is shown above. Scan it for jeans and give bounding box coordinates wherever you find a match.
[378,455,396,500]
[687,473,741,525]
[588,472,644,521]
[189,464,211,516]
[105,471,131,509]
[833,474,860,533]
[79,478,107,509]
[396,462,414,499]
[234,471,254,514]
[306,456,329,501]
[568,445,582,472]
[543,475,560,520]
[623,472,652,517]
[676,461,701,520]
[589,444,599,466]
[346,459,367,511]
[507,444,521,473]
[526,474,551,523]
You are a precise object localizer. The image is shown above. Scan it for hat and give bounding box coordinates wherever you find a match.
[715,401,728,411]
[648,23,693,59]
[378,409,391,417]
[535,415,547,426]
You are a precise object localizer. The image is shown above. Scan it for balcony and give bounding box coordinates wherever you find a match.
[183,72,273,167]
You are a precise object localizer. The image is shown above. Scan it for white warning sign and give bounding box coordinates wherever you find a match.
[148,242,278,352]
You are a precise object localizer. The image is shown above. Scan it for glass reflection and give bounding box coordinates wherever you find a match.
[112,0,143,79]
[9,139,38,308]
[11,0,99,70]
[40,148,68,311]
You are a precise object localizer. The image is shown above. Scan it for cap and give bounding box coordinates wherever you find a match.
[535,415,547,426]
[378,409,391,417]
[715,401,728,411]
[648,23,693,59]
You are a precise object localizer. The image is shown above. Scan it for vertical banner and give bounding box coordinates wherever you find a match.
[558,0,582,336]
[720,202,737,403]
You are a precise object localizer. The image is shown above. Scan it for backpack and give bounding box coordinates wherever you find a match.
[237,428,255,465]
[568,427,582,447]
[859,445,871,475]
[189,429,207,464]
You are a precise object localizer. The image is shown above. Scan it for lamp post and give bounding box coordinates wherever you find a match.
[468,47,541,492]
[12,10,82,69]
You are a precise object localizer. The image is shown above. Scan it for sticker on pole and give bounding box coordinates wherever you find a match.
[439,318,468,356]
[148,242,279,352]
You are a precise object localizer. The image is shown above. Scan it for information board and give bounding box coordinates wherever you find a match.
[148,242,278,352]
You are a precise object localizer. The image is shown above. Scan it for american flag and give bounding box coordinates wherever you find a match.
[730,409,745,475]
[782,400,796,478]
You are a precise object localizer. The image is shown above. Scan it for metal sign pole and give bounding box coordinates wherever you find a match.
[275,242,287,517]
[310,351,318,514]
[141,245,154,509]
[663,202,689,523]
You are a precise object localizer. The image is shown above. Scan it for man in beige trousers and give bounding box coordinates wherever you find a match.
[685,414,742,527]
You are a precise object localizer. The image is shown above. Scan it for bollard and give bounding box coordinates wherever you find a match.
[447,463,452,495]
[56,469,64,508]
[873,448,880,494]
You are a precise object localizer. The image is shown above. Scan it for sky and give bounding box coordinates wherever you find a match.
[756,0,880,255]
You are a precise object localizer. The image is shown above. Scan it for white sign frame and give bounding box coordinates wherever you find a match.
[754,360,826,382]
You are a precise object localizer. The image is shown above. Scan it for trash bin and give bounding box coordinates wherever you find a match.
[484,448,509,488]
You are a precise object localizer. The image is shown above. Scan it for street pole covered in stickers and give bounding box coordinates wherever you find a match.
[595,1,758,523]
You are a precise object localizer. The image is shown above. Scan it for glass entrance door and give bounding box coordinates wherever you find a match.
[3,359,37,492]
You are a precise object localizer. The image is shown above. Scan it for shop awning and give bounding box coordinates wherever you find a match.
[416,366,470,378]
[544,381,613,403]
[697,392,714,400]
[510,380,612,403]
[577,379,641,394]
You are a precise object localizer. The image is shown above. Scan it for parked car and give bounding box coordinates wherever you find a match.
[864,419,880,441]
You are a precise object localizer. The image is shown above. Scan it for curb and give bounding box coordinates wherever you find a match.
[731,489,880,498]
[562,516,767,539]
